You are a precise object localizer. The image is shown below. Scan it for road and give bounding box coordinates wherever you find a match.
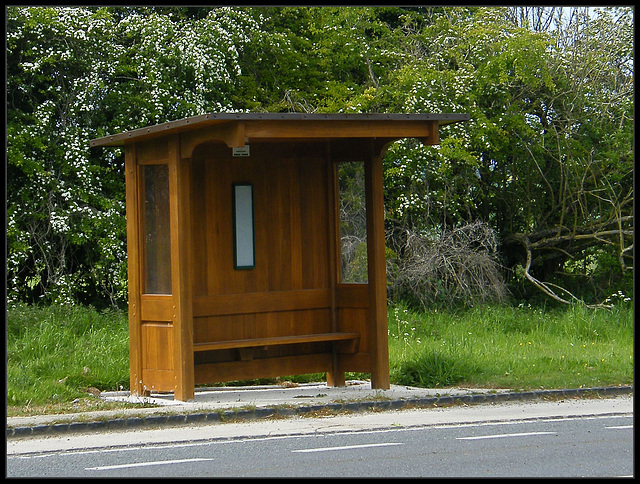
[7,395,633,478]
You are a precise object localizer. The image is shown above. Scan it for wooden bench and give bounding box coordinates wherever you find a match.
[193,332,360,361]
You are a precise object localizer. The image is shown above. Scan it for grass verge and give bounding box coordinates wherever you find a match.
[388,301,633,391]
[6,300,633,416]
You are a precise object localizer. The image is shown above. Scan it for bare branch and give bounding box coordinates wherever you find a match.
[513,233,613,309]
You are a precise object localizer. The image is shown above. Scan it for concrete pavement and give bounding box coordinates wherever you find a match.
[6,381,633,438]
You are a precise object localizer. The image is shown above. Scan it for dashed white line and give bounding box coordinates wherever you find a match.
[457,431,557,440]
[292,443,404,453]
[86,458,214,471]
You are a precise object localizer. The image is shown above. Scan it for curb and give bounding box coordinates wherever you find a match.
[6,385,633,439]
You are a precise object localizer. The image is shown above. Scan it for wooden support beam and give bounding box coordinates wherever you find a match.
[365,143,390,389]
[125,144,144,397]
[180,122,246,157]
[244,119,435,141]
[325,143,344,387]
[168,135,195,401]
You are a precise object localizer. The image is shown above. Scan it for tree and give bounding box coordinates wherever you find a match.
[7,6,632,308]
[7,7,127,306]
[6,6,260,307]
[501,7,633,306]
[378,6,633,306]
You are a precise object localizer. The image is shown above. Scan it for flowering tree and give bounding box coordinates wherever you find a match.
[7,6,632,308]
[6,6,258,307]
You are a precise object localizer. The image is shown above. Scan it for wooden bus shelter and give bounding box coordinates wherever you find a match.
[90,113,469,401]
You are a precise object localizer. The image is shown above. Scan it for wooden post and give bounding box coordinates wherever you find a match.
[325,143,346,387]
[168,135,195,401]
[124,144,144,396]
[365,143,390,389]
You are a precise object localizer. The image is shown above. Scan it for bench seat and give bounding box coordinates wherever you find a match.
[193,332,360,353]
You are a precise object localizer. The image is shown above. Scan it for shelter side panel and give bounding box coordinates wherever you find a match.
[335,284,372,373]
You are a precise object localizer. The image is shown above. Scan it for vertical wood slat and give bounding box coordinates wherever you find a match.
[168,135,195,401]
[288,158,304,290]
[125,144,143,396]
[365,143,390,389]
[142,323,174,374]
[190,158,207,296]
[209,158,230,294]
[248,156,269,293]
[325,142,343,386]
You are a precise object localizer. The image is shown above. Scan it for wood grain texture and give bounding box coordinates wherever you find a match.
[127,134,398,395]
[125,144,144,396]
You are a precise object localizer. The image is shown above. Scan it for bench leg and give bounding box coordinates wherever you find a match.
[326,370,346,387]
[327,346,345,387]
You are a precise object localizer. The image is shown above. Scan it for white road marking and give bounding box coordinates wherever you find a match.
[292,442,404,453]
[457,431,557,440]
[605,425,633,430]
[86,457,214,471]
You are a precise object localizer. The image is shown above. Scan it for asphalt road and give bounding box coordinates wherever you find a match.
[7,395,634,478]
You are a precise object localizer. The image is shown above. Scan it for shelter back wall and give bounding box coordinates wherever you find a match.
[189,141,370,373]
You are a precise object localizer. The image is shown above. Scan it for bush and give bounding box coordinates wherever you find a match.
[389,221,508,310]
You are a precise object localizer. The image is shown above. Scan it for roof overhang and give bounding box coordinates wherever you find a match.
[89,112,470,149]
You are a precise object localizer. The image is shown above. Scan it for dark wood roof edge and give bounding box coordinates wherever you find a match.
[90,112,470,147]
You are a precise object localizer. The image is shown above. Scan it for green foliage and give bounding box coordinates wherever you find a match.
[6,6,633,308]
[6,6,258,307]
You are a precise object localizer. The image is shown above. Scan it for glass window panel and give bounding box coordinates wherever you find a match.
[143,164,172,294]
[338,162,368,283]
[233,184,255,269]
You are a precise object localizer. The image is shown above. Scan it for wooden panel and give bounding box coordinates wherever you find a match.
[190,141,330,296]
[136,137,169,164]
[337,308,369,346]
[190,157,208,296]
[140,295,174,321]
[142,368,175,393]
[335,352,372,373]
[193,309,333,344]
[194,354,333,385]
[247,155,270,293]
[336,284,369,308]
[299,151,330,289]
[192,289,330,317]
[141,322,174,392]
[207,154,235,294]
[141,369,174,392]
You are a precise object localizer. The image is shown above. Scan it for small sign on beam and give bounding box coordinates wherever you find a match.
[232,145,250,157]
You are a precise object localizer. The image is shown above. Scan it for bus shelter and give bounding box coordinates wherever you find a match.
[90,113,469,401]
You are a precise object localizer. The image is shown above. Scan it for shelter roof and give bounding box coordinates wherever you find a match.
[89,112,470,148]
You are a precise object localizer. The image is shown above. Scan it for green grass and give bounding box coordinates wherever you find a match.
[388,301,634,391]
[6,300,633,416]
[6,303,130,411]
